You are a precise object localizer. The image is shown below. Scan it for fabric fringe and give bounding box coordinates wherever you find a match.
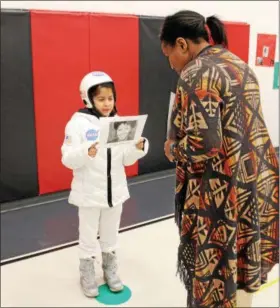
[176,244,195,307]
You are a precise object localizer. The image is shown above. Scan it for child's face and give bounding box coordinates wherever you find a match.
[117,123,131,141]
[92,87,115,117]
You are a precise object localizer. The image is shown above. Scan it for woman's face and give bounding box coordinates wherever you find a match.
[116,123,131,141]
[161,38,191,74]
[92,86,115,117]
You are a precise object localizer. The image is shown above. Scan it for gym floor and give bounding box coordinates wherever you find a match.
[1,170,279,307]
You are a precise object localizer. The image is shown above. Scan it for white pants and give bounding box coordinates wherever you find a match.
[78,204,123,259]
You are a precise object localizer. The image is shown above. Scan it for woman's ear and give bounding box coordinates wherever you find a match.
[176,37,188,53]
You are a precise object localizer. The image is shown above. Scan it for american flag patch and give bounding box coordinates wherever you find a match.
[64,135,72,145]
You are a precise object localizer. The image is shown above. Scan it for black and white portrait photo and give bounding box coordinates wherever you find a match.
[98,115,148,148]
[107,120,137,143]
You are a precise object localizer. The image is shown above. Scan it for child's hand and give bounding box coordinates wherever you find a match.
[136,138,145,150]
[88,142,98,157]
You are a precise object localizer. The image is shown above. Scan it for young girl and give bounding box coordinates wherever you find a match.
[61,71,149,297]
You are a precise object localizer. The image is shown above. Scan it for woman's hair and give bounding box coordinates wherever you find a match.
[160,10,228,48]
[114,121,135,131]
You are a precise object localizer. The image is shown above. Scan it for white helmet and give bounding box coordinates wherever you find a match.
[79,71,114,108]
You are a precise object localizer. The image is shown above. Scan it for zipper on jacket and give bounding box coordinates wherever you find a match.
[107,148,113,207]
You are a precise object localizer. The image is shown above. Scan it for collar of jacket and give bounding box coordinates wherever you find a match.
[78,107,117,119]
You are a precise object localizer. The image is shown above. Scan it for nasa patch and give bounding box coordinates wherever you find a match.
[92,71,105,77]
[86,129,99,141]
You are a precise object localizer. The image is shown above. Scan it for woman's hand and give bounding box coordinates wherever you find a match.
[88,142,98,157]
[164,139,175,162]
[136,138,145,150]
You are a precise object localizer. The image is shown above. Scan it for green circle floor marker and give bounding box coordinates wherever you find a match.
[95,284,132,305]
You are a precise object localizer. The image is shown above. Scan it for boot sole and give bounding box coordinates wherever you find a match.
[109,286,124,293]
[103,275,124,293]
[107,283,124,293]
[80,281,99,297]
[83,289,99,298]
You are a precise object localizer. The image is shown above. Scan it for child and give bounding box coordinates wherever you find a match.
[61,71,149,297]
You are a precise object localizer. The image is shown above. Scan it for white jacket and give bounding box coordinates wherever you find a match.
[61,111,149,208]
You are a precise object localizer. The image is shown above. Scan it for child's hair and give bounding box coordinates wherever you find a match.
[88,82,117,102]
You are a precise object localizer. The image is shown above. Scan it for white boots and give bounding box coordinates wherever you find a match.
[79,258,99,297]
[102,251,124,292]
[79,252,123,298]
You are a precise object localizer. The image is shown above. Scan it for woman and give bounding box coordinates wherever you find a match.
[160,10,279,308]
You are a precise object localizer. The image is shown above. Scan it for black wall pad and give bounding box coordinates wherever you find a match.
[0,169,175,212]
[139,16,178,174]
[0,9,38,203]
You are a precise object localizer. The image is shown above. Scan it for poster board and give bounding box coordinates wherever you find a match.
[255,34,277,67]
[99,115,148,148]
[166,91,176,139]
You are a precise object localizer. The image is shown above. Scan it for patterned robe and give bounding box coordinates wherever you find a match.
[169,45,279,307]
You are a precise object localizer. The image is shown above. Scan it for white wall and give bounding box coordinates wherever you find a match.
[2,1,279,146]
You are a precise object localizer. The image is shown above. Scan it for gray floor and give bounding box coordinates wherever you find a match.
[1,170,176,262]
[1,218,279,307]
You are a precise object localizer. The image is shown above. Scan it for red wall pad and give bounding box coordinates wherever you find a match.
[31,11,90,195]
[224,22,250,63]
[89,13,139,177]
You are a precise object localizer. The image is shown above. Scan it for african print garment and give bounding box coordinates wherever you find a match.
[170,45,279,308]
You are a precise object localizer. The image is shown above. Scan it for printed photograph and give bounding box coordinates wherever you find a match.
[107,120,137,143]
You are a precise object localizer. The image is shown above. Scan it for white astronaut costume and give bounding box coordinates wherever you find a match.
[61,71,149,297]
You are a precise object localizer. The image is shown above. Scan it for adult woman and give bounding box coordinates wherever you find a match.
[160,10,279,308]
